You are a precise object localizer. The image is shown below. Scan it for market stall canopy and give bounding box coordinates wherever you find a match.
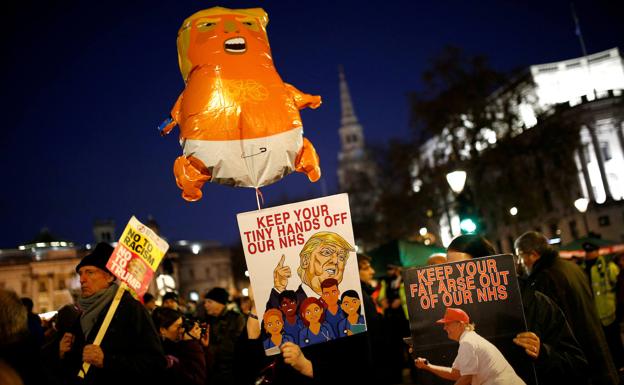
[367,239,445,275]
[558,236,624,259]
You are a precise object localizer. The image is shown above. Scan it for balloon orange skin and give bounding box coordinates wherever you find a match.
[161,7,321,201]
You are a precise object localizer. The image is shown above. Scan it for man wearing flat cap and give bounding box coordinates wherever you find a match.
[514,232,619,384]
[415,308,524,385]
[50,242,165,384]
[203,287,244,385]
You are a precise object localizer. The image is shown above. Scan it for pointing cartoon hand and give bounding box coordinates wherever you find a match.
[273,254,291,293]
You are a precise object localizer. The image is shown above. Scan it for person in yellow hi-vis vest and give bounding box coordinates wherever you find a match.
[584,242,624,371]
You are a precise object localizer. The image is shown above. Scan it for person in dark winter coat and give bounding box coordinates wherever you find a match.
[357,253,395,385]
[20,297,44,347]
[515,231,619,385]
[518,280,588,383]
[41,303,81,385]
[152,307,208,385]
[445,234,589,384]
[46,242,166,385]
[0,289,46,385]
[203,287,245,385]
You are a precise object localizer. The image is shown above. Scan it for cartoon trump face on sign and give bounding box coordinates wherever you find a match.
[296,232,355,295]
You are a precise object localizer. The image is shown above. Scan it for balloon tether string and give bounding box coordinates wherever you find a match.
[255,188,264,211]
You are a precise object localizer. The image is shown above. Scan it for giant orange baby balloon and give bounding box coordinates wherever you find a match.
[159,7,322,201]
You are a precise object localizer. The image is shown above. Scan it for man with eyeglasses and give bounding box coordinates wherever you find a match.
[515,231,619,385]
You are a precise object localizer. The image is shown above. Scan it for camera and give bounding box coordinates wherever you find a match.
[182,317,208,338]
[181,317,196,332]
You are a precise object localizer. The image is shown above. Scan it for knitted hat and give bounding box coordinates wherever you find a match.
[204,287,229,305]
[75,242,114,274]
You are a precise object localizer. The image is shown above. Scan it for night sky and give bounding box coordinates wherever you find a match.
[1,0,622,248]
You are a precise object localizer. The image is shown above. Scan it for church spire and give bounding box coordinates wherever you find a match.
[337,65,365,159]
[339,65,359,126]
[336,66,380,251]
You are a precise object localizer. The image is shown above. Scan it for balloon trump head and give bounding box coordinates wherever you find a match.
[177,7,270,82]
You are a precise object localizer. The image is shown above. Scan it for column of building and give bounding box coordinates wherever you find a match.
[576,142,596,201]
[586,121,614,201]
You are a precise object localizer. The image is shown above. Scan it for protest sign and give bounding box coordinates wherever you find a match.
[403,254,537,385]
[237,193,365,355]
[79,216,169,378]
[106,216,169,298]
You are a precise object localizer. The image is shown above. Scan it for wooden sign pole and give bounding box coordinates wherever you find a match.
[78,283,127,379]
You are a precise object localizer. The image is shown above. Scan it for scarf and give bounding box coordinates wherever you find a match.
[78,283,119,339]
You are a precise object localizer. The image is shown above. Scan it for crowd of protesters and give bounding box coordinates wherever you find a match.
[1,233,624,385]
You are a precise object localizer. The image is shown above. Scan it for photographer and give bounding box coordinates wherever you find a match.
[152,307,209,385]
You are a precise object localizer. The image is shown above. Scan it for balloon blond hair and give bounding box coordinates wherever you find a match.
[176,7,269,82]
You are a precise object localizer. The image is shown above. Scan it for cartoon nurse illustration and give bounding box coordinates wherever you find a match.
[278,290,304,344]
[298,297,335,347]
[263,308,294,349]
[337,290,365,337]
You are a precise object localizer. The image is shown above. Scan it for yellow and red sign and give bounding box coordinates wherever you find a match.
[106,216,169,297]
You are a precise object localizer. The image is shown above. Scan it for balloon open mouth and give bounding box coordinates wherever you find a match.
[224,37,246,53]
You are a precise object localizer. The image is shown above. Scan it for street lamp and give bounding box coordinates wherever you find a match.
[509,206,519,238]
[574,198,590,235]
[445,169,477,236]
[446,170,467,194]
[439,170,465,245]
